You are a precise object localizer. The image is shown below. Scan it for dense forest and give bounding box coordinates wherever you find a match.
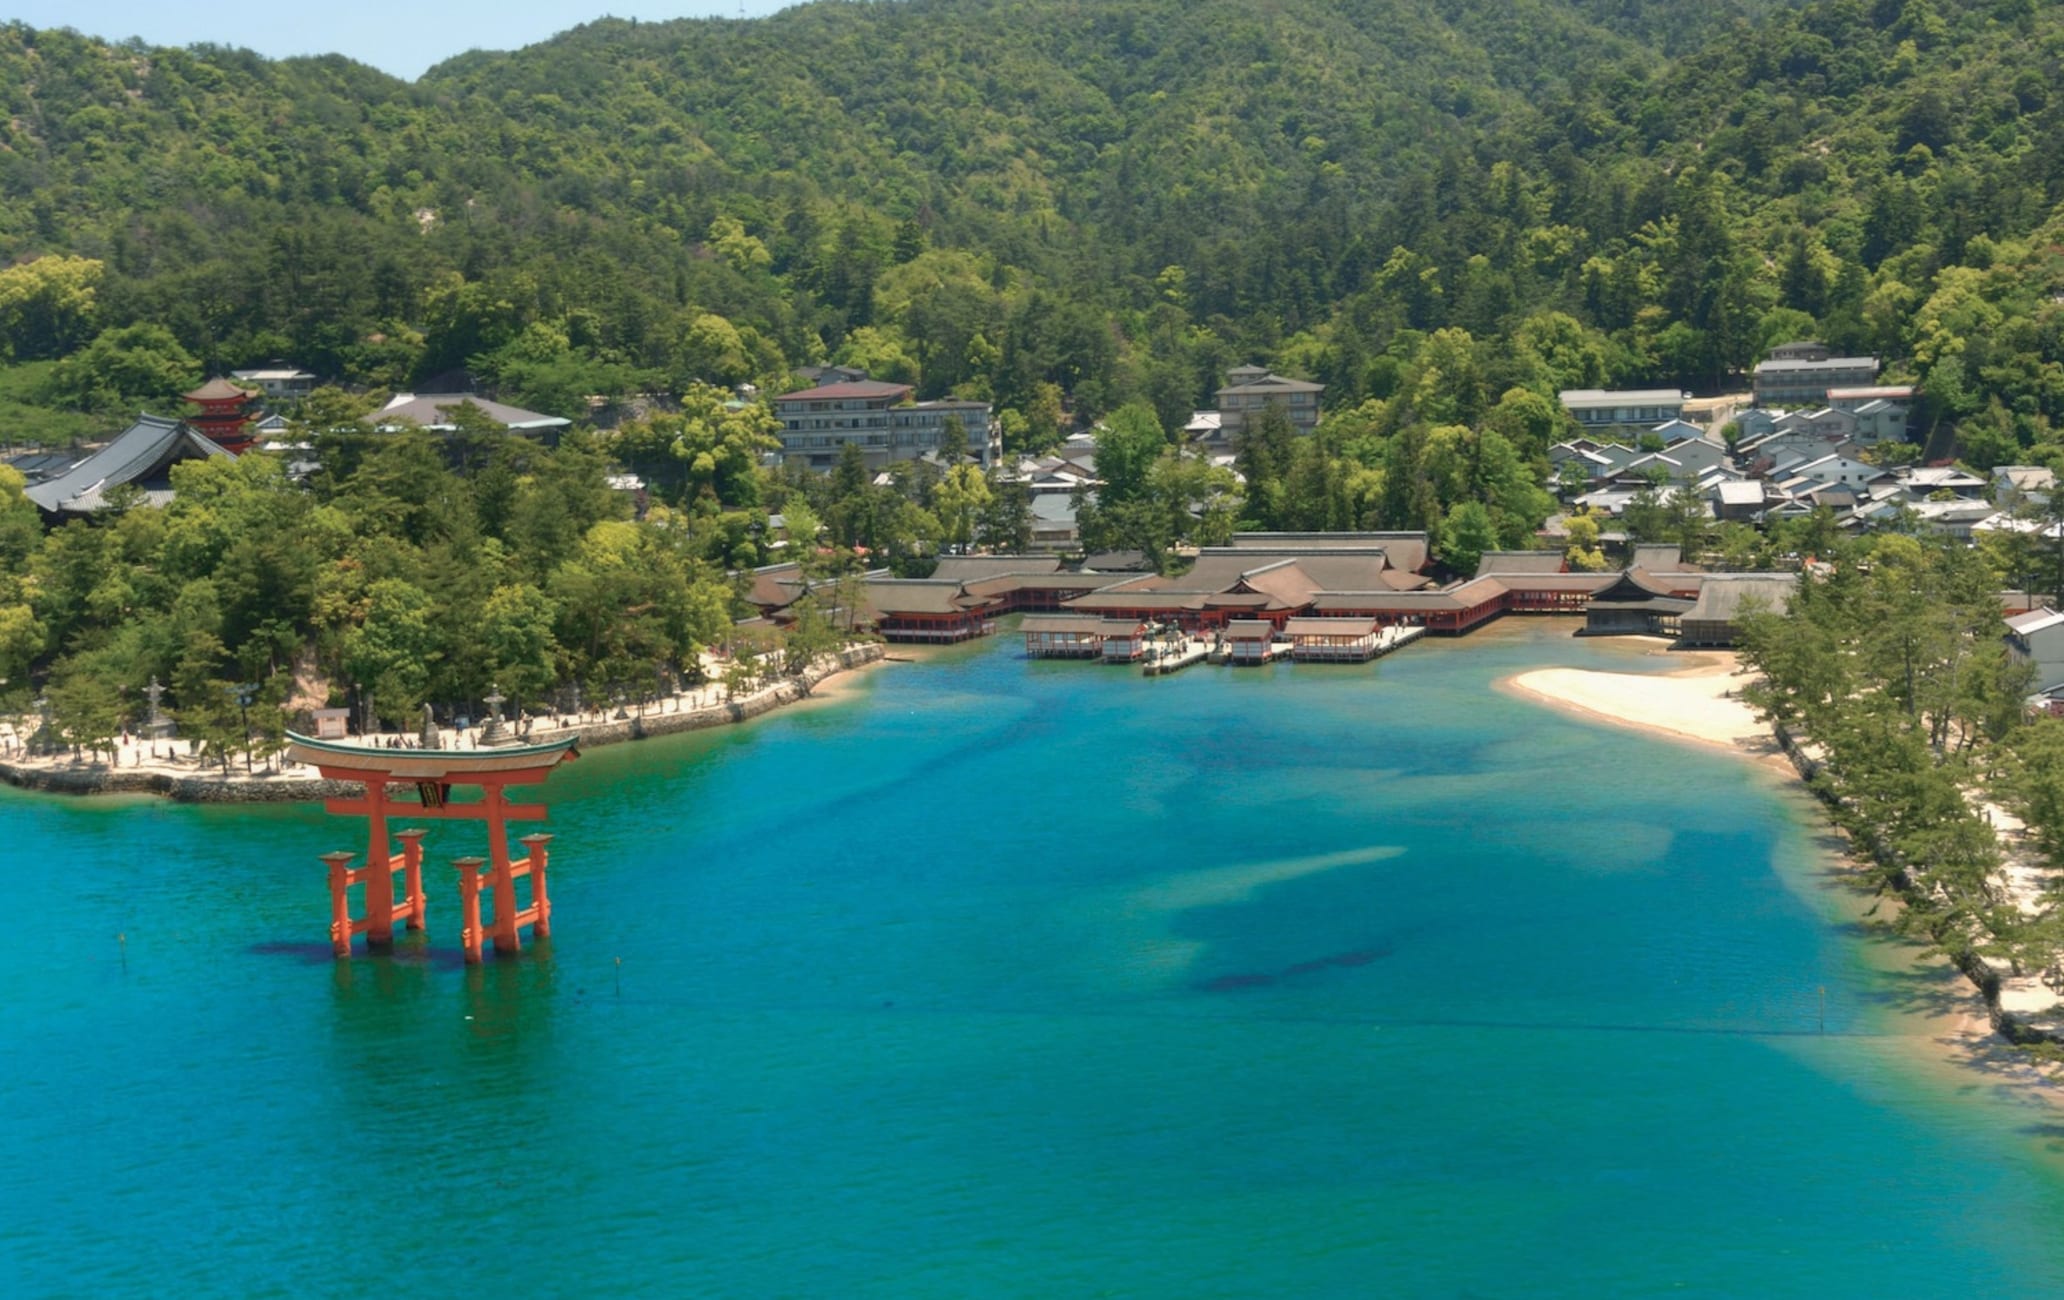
[7,0,2063,441]
[10,0,2064,751]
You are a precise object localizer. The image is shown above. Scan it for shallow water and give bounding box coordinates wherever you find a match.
[5,621,2063,1296]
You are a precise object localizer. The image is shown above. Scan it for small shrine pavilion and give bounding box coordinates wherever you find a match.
[184,377,259,453]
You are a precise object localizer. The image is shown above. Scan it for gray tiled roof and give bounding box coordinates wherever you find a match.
[23,414,230,514]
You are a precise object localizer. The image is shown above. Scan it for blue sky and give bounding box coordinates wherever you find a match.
[4,2,797,80]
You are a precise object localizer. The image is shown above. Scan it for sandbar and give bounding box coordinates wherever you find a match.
[1499,651,1776,758]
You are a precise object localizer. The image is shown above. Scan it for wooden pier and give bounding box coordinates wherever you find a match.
[1142,639,1211,676]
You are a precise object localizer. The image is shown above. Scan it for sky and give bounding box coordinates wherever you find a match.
[3,2,798,80]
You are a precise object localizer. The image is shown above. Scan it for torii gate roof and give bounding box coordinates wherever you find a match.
[284,731,580,783]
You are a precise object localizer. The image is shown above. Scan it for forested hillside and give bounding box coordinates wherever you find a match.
[0,0,1925,441]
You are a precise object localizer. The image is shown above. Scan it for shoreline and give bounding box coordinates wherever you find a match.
[1500,651,2064,1113]
[1498,649,1781,762]
[0,643,887,804]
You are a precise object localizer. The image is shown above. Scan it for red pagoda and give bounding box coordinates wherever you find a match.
[184,377,258,454]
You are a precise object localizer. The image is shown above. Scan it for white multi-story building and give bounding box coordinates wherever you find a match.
[1215,365,1324,437]
[1557,388,1689,438]
[772,380,996,470]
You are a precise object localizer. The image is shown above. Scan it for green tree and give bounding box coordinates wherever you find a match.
[1439,501,1500,576]
[342,578,440,722]
[933,463,993,554]
[480,583,562,707]
[1096,402,1166,506]
[43,323,200,412]
[0,255,102,360]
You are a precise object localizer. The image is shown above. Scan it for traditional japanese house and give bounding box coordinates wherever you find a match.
[1284,617,1383,662]
[1102,619,1151,663]
[1224,619,1280,664]
[963,569,1122,612]
[1582,570,1696,637]
[1063,551,1392,630]
[742,561,807,617]
[1066,555,1305,629]
[1679,575,1798,647]
[1469,553,1614,614]
[1021,614,1109,658]
[1308,575,1513,634]
[1225,531,1431,573]
[862,579,1000,643]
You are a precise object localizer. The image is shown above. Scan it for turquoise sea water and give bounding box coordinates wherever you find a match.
[5,620,2064,1297]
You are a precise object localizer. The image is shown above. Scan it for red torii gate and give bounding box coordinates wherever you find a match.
[285,731,580,962]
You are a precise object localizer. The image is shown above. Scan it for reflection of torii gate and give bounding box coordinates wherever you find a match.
[283,732,580,963]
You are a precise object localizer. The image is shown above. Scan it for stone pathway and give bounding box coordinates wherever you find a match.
[0,650,852,787]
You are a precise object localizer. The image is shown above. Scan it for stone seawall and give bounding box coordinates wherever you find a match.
[0,767,354,802]
[0,644,885,805]
[1771,720,2062,1050]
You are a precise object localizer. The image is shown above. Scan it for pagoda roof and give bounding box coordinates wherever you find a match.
[185,377,256,402]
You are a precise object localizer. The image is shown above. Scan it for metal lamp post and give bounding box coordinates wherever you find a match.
[228,682,258,774]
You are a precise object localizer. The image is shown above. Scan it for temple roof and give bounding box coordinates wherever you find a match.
[1474,551,1566,577]
[1283,617,1379,637]
[863,579,991,616]
[24,414,230,516]
[1588,569,1688,604]
[931,555,1063,582]
[1224,532,1430,573]
[1019,614,1108,636]
[775,380,913,403]
[377,392,572,432]
[1684,575,1799,624]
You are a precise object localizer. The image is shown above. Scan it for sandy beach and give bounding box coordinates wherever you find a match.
[1502,646,2064,1116]
[1499,649,1775,758]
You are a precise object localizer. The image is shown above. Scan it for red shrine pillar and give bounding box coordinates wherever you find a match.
[481,783,520,954]
[322,851,356,958]
[397,828,428,934]
[520,833,554,940]
[361,780,396,947]
[455,856,487,964]
[450,829,554,964]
